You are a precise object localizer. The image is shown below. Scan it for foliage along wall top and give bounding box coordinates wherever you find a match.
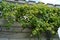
[0,1,60,36]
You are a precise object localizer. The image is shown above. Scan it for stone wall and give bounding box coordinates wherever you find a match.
[0,32,59,40]
[0,18,59,40]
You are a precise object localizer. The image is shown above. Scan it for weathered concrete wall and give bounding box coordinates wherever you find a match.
[0,18,59,40]
[0,32,59,40]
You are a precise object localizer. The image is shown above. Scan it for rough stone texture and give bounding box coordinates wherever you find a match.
[0,32,59,40]
[0,18,59,40]
[0,32,37,40]
[0,38,8,40]
[0,32,29,38]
